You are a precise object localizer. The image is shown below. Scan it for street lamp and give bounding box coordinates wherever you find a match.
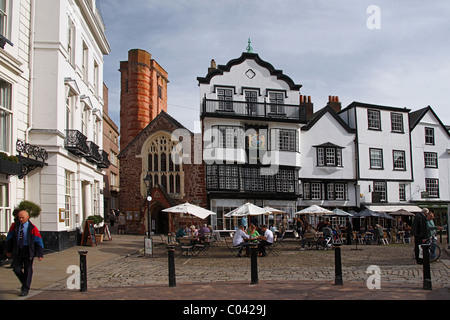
[143,174,152,239]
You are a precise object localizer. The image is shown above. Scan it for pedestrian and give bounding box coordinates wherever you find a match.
[117,212,126,235]
[5,210,44,296]
[109,210,116,227]
[426,211,442,259]
[411,208,429,264]
[345,218,353,245]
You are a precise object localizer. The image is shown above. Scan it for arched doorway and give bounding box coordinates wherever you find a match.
[143,201,169,234]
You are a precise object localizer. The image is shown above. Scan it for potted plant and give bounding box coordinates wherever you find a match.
[86,215,104,242]
[16,200,41,219]
[0,152,22,176]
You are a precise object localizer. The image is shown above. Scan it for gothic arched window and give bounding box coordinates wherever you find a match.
[146,133,183,197]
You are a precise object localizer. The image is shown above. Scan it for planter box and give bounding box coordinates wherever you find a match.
[95,234,103,243]
[0,159,22,176]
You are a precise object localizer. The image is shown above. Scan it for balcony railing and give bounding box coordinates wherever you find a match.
[65,130,89,156]
[98,150,110,169]
[201,98,306,122]
[86,141,102,164]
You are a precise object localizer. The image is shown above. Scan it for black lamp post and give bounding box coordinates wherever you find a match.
[143,174,152,239]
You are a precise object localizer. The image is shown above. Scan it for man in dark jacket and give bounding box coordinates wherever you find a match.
[6,210,44,296]
[411,208,429,264]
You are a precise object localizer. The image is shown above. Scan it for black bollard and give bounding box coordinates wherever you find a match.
[250,244,259,285]
[334,243,343,286]
[421,243,432,290]
[78,251,88,292]
[167,246,176,287]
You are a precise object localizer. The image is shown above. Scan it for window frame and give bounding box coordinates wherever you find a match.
[425,178,439,198]
[272,129,298,152]
[368,109,381,130]
[424,152,438,168]
[369,148,384,169]
[391,112,404,133]
[373,181,387,202]
[425,127,435,145]
[0,79,12,153]
[393,150,406,171]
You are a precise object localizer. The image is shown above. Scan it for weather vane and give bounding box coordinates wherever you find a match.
[246,38,253,53]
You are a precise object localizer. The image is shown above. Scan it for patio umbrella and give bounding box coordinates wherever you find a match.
[262,206,286,214]
[390,209,415,217]
[353,208,383,218]
[325,208,354,217]
[224,202,270,217]
[296,205,333,215]
[162,202,216,220]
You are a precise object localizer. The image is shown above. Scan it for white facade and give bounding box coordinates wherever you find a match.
[410,107,450,206]
[299,105,358,208]
[26,0,110,249]
[339,102,414,207]
[0,0,32,233]
[198,52,305,229]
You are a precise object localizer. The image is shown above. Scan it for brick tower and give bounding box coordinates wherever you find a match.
[119,49,169,151]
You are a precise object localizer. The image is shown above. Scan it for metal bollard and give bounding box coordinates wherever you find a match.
[167,246,176,287]
[421,243,432,290]
[250,244,259,285]
[334,243,343,286]
[78,251,88,292]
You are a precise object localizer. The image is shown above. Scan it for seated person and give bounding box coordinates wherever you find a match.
[257,225,274,257]
[247,224,260,242]
[198,224,211,244]
[232,225,250,257]
[300,225,316,250]
[175,226,187,243]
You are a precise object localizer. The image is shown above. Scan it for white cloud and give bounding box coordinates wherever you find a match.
[100,0,450,131]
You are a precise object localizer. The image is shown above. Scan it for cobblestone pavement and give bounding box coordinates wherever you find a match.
[2,235,449,301]
[32,238,450,292]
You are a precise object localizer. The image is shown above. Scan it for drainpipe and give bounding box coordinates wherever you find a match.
[24,0,36,200]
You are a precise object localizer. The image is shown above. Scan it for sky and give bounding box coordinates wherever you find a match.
[98,0,450,133]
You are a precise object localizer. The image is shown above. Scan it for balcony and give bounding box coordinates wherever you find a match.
[201,98,307,123]
[98,150,110,169]
[86,141,102,164]
[65,130,89,156]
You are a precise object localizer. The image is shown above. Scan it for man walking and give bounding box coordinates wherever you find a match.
[6,210,44,296]
[411,208,428,265]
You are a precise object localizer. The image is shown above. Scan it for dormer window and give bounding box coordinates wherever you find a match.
[315,143,343,167]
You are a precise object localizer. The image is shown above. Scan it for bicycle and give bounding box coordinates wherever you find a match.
[412,236,441,262]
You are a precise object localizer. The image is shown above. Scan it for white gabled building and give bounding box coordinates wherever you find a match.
[27,0,110,251]
[299,99,357,210]
[0,0,32,234]
[198,50,306,229]
[338,102,419,214]
[409,106,450,225]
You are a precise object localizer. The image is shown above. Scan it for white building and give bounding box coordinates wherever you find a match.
[339,102,417,214]
[299,101,358,209]
[409,106,450,224]
[198,51,306,229]
[26,0,110,250]
[0,0,32,234]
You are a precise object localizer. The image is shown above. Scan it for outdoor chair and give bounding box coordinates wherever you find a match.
[264,243,279,257]
[225,237,243,257]
[178,238,195,257]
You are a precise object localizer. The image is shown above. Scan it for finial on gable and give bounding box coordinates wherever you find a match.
[246,38,253,53]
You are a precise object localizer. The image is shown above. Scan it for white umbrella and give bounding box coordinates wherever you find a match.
[325,208,354,217]
[263,206,286,214]
[224,202,270,217]
[296,205,333,215]
[162,202,216,220]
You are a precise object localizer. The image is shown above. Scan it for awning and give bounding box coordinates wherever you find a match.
[365,205,422,213]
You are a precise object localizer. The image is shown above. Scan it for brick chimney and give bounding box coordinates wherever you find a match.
[300,95,314,120]
[327,96,342,113]
[208,59,217,73]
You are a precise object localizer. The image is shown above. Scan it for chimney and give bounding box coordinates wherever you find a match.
[208,59,217,73]
[327,95,342,113]
[300,95,314,120]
